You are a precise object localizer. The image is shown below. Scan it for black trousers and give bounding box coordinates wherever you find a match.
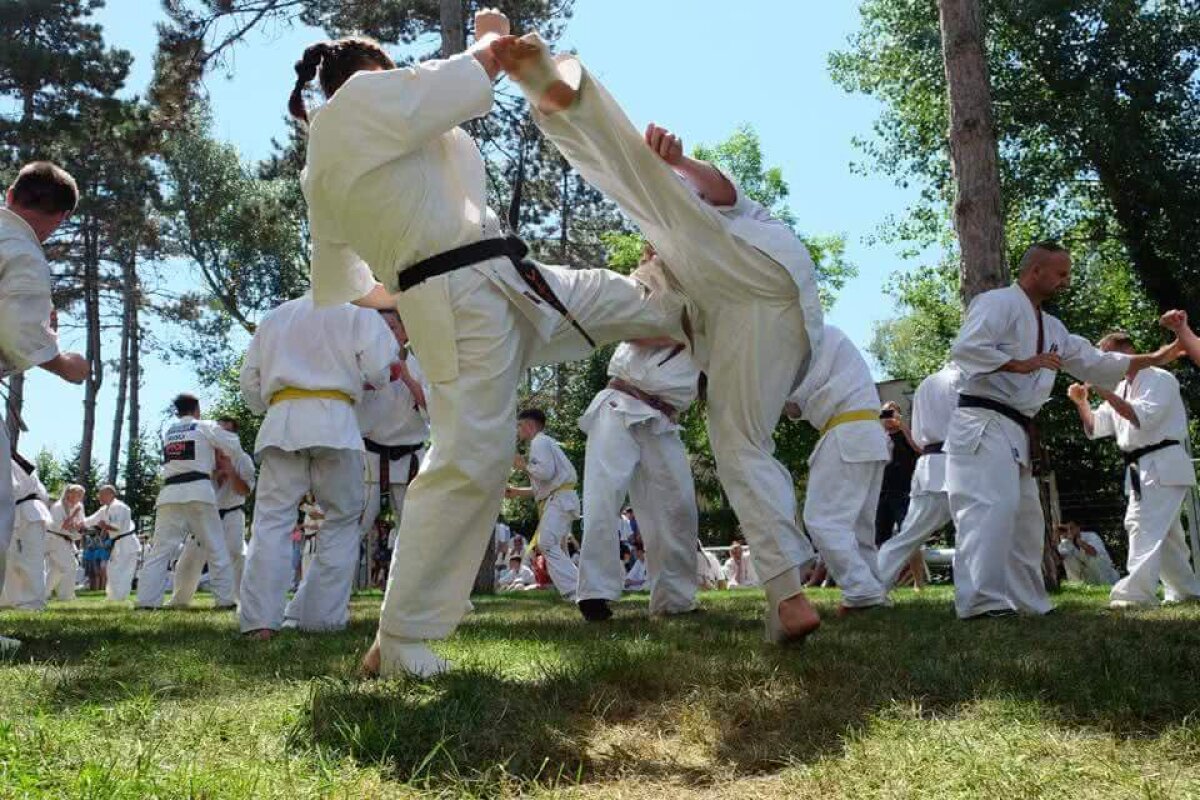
[875,493,911,547]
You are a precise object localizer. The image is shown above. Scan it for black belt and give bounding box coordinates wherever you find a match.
[920,442,944,456]
[398,235,596,347]
[164,471,210,486]
[957,394,1034,433]
[15,492,38,506]
[219,504,245,519]
[110,531,136,543]
[363,439,423,462]
[49,530,75,543]
[1123,439,1180,499]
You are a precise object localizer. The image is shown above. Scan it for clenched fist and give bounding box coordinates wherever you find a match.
[645,124,684,166]
[474,8,510,40]
[1066,382,1089,405]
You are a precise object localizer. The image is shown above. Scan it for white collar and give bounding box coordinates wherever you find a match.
[0,207,41,247]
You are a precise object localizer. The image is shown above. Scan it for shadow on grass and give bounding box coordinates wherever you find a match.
[291,589,1200,790]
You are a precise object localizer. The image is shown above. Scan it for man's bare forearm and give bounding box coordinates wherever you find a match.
[674,156,737,207]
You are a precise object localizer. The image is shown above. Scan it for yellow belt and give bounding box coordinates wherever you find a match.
[820,409,879,437]
[269,387,354,406]
[530,482,577,551]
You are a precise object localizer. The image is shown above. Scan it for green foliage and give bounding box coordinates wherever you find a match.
[121,432,161,522]
[33,449,68,499]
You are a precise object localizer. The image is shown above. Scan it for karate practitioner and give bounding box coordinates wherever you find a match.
[876,364,960,590]
[239,297,394,637]
[575,330,702,622]
[286,10,689,675]
[784,324,890,613]
[0,162,88,650]
[723,542,759,588]
[1067,332,1200,607]
[0,459,51,610]
[498,555,536,592]
[136,394,248,609]
[45,484,86,602]
[1054,523,1119,586]
[506,409,580,601]
[84,486,139,602]
[947,242,1177,619]
[624,545,647,590]
[168,417,256,607]
[496,34,825,643]
[357,310,429,552]
[697,542,725,590]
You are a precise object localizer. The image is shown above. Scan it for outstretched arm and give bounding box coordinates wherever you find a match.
[643,124,736,207]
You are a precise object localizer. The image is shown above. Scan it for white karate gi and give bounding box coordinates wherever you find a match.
[238,299,394,633]
[498,563,536,592]
[786,325,889,608]
[358,353,429,551]
[302,54,685,663]
[624,558,647,590]
[493,522,513,568]
[1086,368,1200,606]
[697,548,725,590]
[723,553,759,588]
[948,284,1130,618]
[0,464,50,609]
[136,415,248,608]
[524,431,580,600]
[296,502,324,583]
[529,59,826,602]
[1057,531,1120,586]
[877,364,960,589]
[0,208,61,599]
[45,499,83,601]
[576,342,700,614]
[168,450,256,607]
[84,499,137,601]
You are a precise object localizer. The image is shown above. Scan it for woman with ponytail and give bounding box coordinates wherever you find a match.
[260,9,688,678]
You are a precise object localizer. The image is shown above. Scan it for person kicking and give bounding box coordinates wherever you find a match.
[239,297,395,638]
[1068,332,1200,608]
[494,34,825,643]
[575,287,702,621]
[168,417,256,608]
[136,394,249,609]
[784,324,889,614]
[506,409,581,602]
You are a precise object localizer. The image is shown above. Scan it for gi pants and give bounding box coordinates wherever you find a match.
[877,486,952,590]
[948,422,1052,618]
[169,509,247,607]
[137,502,234,607]
[803,437,886,608]
[0,520,46,610]
[378,262,679,660]
[1111,479,1200,606]
[107,534,142,602]
[240,447,363,633]
[0,427,12,599]
[577,403,698,614]
[44,534,77,601]
[532,66,816,586]
[536,491,580,600]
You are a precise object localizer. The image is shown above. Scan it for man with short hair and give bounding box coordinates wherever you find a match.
[1053,522,1119,586]
[84,485,138,602]
[1068,331,1199,607]
[135,394,249,609]
[498,555,535,592]
[239,299,395,637]
[947,243,1178,619]
[168,416,256,607]
[0,161,88,650]
[506,409,580,601]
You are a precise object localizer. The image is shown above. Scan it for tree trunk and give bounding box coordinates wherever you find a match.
[108,253,135,485]
[440,0,466,58]
[80,219,103,494]
[6,374,25,451]
[938,0,1008,305]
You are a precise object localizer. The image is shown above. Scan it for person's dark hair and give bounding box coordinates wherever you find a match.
[9,161,78,214]
[216,416,238,431]
[289,37,396,122]
[518,408,547,428]
[1018,240,1069,274]
[173,393,201,417]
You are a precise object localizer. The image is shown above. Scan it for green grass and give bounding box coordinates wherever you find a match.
[2,586,1200,798]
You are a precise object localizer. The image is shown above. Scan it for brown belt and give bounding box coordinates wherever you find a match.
[608,378,680,423]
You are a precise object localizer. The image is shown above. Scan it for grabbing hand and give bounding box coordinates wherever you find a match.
[474,8,510,40]
[1160,309,1188,332]
[1066,383,1089,405]
[645,124,684,166]
[44,351,89,384]
[1007,353,1062,374]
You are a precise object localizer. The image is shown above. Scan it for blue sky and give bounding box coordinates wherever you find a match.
[19,0,931,462]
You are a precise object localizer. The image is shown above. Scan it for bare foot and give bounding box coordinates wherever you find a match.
[492,33,577,114]
[244,628,274,641]
[777,593,822,642]
[359,640,382,679]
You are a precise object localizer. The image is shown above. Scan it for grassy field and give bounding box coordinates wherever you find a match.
[2,586,1200,799]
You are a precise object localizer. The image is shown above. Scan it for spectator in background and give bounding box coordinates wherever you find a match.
[499,555,536,592]
[697,541,725,590]
[1055,523,1120,586]
[723,541,759,588]
[625,543,647,590]
[620,507,638,547]
[876,401,921,547]
[530,549,552,589]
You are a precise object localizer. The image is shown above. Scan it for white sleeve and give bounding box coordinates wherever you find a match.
[234,453,257,491]
[525,437,557,482]
[1126,370,1175,431]
[1088,402,1117,440]
[309,233,377,308]
[82,507,105,527]
[202,422,246,460]
[239,335,267,415]
[356,310,399,389]
[0,246,59,372]
[338,54,494,156]
[1060,334,1130,391]
[950,292,1016,377]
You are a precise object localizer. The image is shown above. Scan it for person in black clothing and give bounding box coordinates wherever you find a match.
[875,401,922,546]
